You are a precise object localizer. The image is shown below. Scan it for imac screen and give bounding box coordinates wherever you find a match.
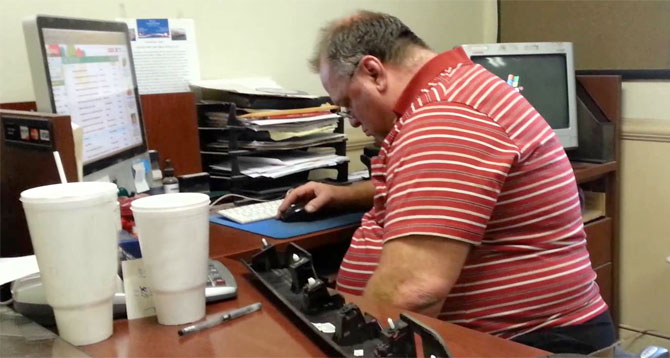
[42,28,143,165]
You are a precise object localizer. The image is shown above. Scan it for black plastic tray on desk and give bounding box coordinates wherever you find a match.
[242,242,452,358]
[196,101,349,192]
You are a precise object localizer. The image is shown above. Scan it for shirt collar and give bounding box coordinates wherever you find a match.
[393,46,472,116]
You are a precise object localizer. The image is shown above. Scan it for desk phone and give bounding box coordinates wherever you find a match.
[11,259,237,326]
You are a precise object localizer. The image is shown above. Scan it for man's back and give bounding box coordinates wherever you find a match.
[336,47,606,339]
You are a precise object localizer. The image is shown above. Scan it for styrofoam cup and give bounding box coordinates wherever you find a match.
[20,182,119,346]
[130,193,210,325]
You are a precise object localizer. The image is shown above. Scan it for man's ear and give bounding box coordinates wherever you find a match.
[360,55,387,92]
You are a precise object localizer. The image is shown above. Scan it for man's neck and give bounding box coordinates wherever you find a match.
[406,48,438,72]
[385,49,437,111]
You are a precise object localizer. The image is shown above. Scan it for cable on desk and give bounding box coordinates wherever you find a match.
[209,193,277,208]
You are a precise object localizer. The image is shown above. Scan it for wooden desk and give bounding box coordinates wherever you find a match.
[209,222,358,261]
[80,258,547,357]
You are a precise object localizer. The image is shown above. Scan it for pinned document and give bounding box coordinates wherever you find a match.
[132,162,150,193]
[118,18,201,94]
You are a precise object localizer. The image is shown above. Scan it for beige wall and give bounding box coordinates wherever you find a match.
[618,81,670,351]
[0,0,497,167]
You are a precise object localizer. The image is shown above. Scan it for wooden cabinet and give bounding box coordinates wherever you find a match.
[140,93,202,175]
[584,218,613,269]
[584,218,613,308]
[594,263,613,311]
[571,75,621,324]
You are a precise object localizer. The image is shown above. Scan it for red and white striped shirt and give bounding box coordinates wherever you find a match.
[336,47,606,339]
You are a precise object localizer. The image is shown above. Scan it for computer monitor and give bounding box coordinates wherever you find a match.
[461,42,578,149]
[23,15,150,192]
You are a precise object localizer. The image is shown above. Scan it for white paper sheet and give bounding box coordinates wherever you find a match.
[118,18,201,95]
[132,162,150,193]
[0,255,40,286]
[190,78,318,99]
[209,151,348,179]
[312,322,336,334]
[121,259,157,320]
[246,114,340,126]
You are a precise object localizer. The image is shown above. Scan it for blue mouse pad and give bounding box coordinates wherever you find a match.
[209,211,365,239]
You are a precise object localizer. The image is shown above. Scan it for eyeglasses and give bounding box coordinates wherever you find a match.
[336,60,364,121]
[338,107,353,121]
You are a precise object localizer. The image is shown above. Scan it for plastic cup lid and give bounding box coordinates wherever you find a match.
[20,182,118,204]
[131,193,210,212]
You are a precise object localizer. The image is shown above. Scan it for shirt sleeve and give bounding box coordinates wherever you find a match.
[382,102,519,245]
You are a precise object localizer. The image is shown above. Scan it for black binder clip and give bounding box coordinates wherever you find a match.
[249,238,280,272]
[333,303,381,346]
[301,277,345,314]
[285,244,318,293]
[374,314,451,358]
[374,318,411,357]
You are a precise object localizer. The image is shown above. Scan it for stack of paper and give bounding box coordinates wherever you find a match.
[193,77,348,185]
[242,113,340,141]
[191,78,318,99]
[201,111,341,141]
[207,133,346,151]
[202,111,229,127]
[210,151,349,179]
[190,77,321,110]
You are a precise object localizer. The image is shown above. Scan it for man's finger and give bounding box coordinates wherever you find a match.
[304,189,332,212]
[278,182,315,212]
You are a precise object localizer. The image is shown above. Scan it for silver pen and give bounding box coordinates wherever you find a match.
[178,302,262,336]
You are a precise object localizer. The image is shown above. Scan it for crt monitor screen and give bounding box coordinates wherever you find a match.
[469,54,569,130]
[25,16,147,175]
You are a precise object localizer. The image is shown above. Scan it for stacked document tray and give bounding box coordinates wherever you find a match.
[195,101,349,194]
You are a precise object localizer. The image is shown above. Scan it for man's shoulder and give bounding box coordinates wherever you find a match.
[389,99,518,159]
[401,61,498,117]
[399,100,500,134]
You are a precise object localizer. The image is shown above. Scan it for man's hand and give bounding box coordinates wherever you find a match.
[363,235,471,316]
[278,181,374,215]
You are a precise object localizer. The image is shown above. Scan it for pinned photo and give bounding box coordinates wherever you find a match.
[39,129,50,141]
[137,19,169,39]
[20,126,29,140]
[30,128,39,141]
[170,28,187,41]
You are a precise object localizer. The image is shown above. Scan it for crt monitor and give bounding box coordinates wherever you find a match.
[23,15,150,192]
[461,42,578,149]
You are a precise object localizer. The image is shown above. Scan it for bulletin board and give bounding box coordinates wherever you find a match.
[499,0,670,76]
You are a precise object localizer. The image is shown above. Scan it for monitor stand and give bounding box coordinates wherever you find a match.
[84,152,153,195]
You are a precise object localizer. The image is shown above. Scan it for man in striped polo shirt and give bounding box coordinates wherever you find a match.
[279,10,615,353]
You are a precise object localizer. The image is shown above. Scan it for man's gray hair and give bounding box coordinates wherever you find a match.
[309,10,430,78]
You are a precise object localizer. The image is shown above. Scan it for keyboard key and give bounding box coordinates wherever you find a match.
[218,199,282,224]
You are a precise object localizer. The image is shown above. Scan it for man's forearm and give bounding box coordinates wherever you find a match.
[360,236,470,317]
[363,269,446,316]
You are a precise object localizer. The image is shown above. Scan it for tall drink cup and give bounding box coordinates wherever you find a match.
[130,193,210,325]
[20,182,119,346]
